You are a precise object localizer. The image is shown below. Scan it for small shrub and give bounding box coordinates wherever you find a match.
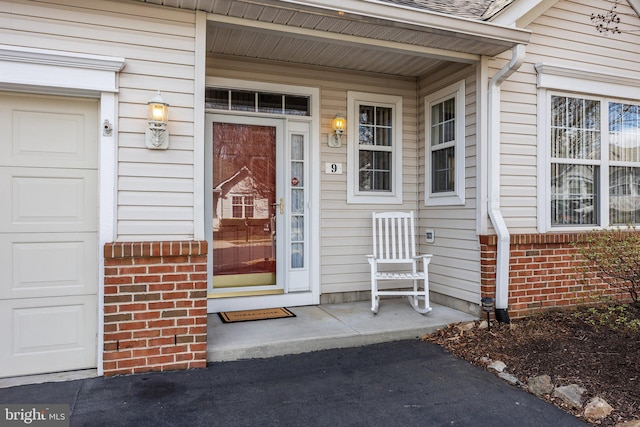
[576,227,640,305]
[573,302,640,333]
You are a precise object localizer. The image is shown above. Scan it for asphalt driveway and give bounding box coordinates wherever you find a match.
[0,339,587,427]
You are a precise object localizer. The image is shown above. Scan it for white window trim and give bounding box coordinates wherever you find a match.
[424,80,466,206]
[537,63,640,232]
[347,91,403,204]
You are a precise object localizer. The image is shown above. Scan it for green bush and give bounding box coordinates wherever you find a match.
[573,300,640,333]
[576,227,640,305]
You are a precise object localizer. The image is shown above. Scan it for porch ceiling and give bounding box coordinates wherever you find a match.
[137,0,531,77]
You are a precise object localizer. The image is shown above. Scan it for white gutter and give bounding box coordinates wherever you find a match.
[487,44,526,318]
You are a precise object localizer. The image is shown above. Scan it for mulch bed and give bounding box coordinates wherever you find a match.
[423,304,640,426]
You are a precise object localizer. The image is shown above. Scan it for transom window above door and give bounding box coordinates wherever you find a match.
[205,88,310,116]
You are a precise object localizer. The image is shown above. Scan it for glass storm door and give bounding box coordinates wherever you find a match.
[206,114,312,307]
[209,116,284,295]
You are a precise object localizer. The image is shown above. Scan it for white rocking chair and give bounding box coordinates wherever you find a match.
[366,211,432,314]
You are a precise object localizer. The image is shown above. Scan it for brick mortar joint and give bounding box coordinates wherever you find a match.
[104,241,208,259]
[479,232,634,246]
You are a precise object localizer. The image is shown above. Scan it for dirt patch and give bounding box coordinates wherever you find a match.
[423,304,640,426]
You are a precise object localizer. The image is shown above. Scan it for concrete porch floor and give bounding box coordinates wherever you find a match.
[207,298,477,362]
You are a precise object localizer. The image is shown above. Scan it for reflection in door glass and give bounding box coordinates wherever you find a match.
[212,123,276,288]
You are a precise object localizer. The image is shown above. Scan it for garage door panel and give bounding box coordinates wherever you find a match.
[0,92,98,169]
[0,233,98,299]
[0,296,97,378]
[0,167,97,233]
[0,92,98,377]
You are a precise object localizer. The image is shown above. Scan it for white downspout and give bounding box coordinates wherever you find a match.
[487,44,526,322]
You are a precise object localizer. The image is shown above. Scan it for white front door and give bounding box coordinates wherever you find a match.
[205,114,314,312]
[0,92,98,378]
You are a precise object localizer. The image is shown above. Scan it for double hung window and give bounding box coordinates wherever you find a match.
[347,92,403,204]
[549,94,640,227]
[425,81,465,206]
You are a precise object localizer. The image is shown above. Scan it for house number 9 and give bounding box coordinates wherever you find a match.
[325,163,343,174]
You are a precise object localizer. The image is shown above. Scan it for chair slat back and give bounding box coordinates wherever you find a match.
[372,211,417,261]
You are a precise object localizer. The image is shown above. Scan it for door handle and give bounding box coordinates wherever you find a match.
[279,197,284,215]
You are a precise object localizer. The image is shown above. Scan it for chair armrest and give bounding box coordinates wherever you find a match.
[413,254,433,265]
[366,254,376,266]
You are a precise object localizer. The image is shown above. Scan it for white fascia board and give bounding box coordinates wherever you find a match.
[273,0,531,45]
[629,0,640,17]
[490,0,560,28]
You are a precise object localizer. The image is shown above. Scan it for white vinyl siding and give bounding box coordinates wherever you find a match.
[418,64,481,304]
[498,0,640,233]
[206,57,419,295]
[0,0,198,241]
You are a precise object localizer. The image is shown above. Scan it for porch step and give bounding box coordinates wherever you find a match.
[206,298,477,362]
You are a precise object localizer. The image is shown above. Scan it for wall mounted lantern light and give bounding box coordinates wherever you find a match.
[145,91,170,150]
[327,113,346,148]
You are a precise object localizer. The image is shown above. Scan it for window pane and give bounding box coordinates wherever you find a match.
[359,124,374,145]
[375,127,392,147]
[376,107,392,126]
[431,103,442,128]
[291,162,303,186]
[359,151,391,191]
[431,98,455,146]
[551,164,598,225]
[432,146,455,193]
[551,96,566,128]
[550,96,600,160]
[291,216,304,241]
[443,119,455,143]
[291,243,304,269]
[359,106,374,124]
[291,134,304,160]
[205,89,228,109]
[258,93,282,114]
[231,90,255,112]
[443,98,455,121]
[431,122,442,146]
[291,189,304,214]
[609,103,640,162]
[610,166,640,224]
[284,96,310,116]
[373,171,391,190]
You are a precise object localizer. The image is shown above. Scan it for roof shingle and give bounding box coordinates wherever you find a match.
[377,0,516,20]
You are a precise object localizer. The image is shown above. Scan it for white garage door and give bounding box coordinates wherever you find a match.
[0,92,98,378]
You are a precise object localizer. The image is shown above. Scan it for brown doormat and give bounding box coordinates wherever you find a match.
[217,307,296,323]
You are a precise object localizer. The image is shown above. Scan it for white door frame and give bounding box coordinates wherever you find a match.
[0,45,125,376]
[203,78,320,312]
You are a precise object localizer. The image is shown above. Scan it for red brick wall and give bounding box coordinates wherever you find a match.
[480,233,624,319]
[103,241,208,376]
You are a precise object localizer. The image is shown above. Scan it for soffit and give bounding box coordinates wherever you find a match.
[136,0,530,77]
